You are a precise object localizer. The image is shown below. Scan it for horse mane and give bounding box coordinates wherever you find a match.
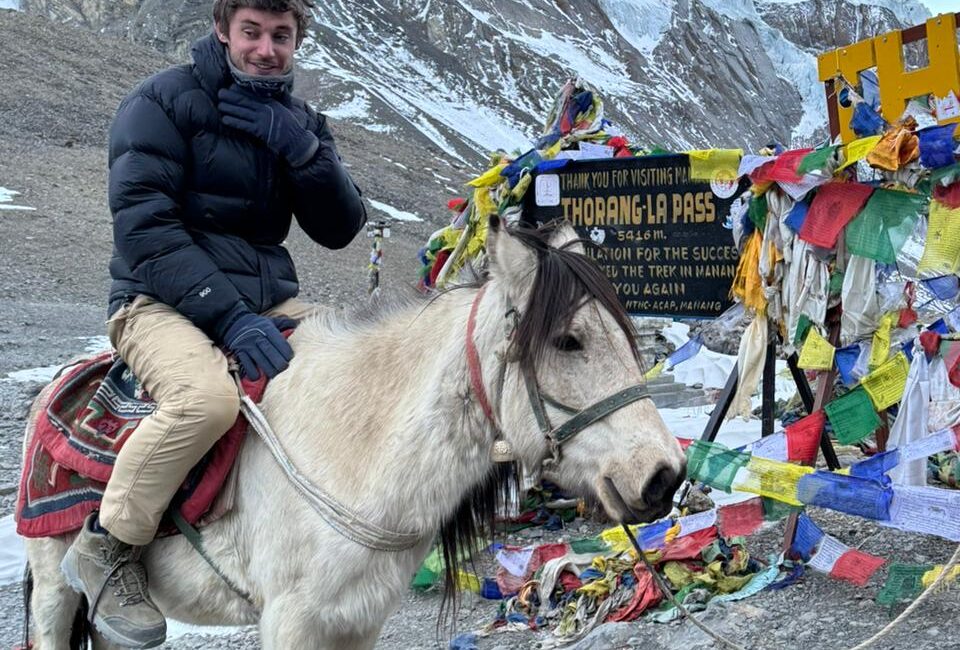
[436,219,643,632]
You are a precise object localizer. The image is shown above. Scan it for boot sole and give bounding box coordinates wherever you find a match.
[60,548,167,649]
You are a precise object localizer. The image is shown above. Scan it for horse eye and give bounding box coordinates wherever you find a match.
[553,334,583,352]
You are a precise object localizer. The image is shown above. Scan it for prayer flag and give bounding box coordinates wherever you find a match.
[738,154,774,177]
[717,497,764,538]
[918,123,959,169]
[933,179,960,209]
[666,336,703,369]
[839,135,882,170]
[876,564,932,605]
[849,103,886,139]
[849,449,900,481]
[830,549,886,586]
[835,344,861,386]
[785,410,825,464]
[866,125,919,171]
[797,327,835,370]
[685,440,751,493]
[922,275,960,300]
[784,200,809,233]
[846,189,924,264]
[791,513,824,560]
[898,429,957,462]
[824,387,881,445]
[765,148,812,183]
[797,471,893,520]
[748,193,768,230]
[921,565,960,588]
[807,534,847,573]
[860,352,909,410]
[886,485,960,541]
[918,200,960,275]
[799,182,874,249]
[688,149,743,182]
[797,145,839,175]
[869,313,894,369]
[751,432,788,462]
[733,456,814,506]
[468,163,508,187]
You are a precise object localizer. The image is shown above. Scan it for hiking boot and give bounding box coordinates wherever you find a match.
[60,514,166,649]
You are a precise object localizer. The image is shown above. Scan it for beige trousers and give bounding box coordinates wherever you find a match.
[100,295,319,546]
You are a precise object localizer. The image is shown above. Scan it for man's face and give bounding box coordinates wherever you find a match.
[215,7,298,76]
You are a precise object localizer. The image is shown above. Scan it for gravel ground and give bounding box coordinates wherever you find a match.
[1,8,959,650]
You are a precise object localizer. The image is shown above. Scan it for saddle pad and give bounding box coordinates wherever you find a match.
[16,352,267,538]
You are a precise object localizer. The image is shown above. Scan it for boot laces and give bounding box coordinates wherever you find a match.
[101,542,149,607]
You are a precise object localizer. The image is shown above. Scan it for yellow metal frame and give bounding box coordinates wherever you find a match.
[817,13,960,143]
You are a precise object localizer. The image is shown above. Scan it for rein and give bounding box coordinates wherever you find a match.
[466,285,651,468]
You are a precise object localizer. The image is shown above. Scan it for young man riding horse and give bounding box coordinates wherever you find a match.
[59,1,366,646]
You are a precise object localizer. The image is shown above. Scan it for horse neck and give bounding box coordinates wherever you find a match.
[259,286,509,536]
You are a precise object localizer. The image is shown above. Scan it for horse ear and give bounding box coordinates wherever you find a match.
[486,216,536,289]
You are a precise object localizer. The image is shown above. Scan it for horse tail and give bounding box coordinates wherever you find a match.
[68,596,91,650]
[20,562,32,650]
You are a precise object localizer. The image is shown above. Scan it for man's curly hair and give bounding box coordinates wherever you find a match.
[213,0,316,47]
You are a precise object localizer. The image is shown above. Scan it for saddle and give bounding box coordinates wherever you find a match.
[15,351,266,538]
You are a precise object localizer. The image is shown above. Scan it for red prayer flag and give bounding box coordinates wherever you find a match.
[943,341,960,389]
[952,424,960,451]
[933,181,960,209]
[676,437,694,450]
[829,549,886,587]
[660,527,718,562]
[765,148,813,183]
[608,566,661,622]
[786,410,825,464]
[798,182,875,249]
[718,498,764,538]
[749,160,777,183]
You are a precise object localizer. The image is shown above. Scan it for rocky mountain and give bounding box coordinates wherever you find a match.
[15,0,931,167]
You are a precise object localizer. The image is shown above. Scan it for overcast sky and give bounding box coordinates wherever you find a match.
[920,0,959,15]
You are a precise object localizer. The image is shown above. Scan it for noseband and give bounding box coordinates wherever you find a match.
[466,285,651,469]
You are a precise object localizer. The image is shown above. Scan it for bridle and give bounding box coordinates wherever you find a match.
[466,285,652,470]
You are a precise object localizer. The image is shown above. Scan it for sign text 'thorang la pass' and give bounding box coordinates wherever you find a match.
[524,155,742,318]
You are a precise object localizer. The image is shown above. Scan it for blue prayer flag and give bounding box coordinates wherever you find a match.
[850,102,886,138]
[929,319,949,335]
[666,336,703,370]
[784,200,809,233]
[792,513,825,561]
[638,519,672,550]
[835,344,861,386]
[797,471,893,521]
[850,449,900,482]
[918,124,958,169]
[534,159,571,173]
[922,275,960,301]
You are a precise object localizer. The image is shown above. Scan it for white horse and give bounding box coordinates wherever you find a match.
[22,217,686,649]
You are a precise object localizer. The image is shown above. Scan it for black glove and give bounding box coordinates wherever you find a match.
[220,309,294,381]
[217,87,319,168]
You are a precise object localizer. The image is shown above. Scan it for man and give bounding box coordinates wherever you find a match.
[59,1,366,647]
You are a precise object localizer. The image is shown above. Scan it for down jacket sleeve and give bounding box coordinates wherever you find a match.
[287,108,367,249]
[108,91,242,337]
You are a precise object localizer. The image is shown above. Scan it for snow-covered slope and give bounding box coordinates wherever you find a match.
[20,0,931,161]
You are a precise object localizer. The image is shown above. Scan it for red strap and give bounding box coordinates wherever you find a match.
[466,286,500,431]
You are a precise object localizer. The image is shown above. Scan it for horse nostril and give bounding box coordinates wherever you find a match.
[643,464,683,508]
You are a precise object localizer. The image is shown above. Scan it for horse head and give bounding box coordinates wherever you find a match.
[483,215,686,524]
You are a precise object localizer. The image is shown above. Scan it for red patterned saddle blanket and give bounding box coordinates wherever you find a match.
[15,351,265,538]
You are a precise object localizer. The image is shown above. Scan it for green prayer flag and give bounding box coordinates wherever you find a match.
[797,145,838,175]
[570,538,609,554]
[846,188,925,263]
[794,314,812,347]
[824,387,881,445]
[930,162,960,187]
[829,271,845,295]
[875,563,932,606]
[748,194,767,231]
[686,440,751,493]
[762,497,801,521]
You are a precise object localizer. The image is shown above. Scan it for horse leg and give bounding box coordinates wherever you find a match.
[25,538,82,650]
[259,593,382,650]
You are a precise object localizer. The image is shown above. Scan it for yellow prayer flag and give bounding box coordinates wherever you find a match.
[861,352,910,410]
[839,135,882,170]
[687,149,743,182]
[921,564,960,588]
[644,360,666,381]
[869,312,895,369]
[467,163,507,187]
[732,456,813,506]
[797,327,835,370]
[918,201,960,276]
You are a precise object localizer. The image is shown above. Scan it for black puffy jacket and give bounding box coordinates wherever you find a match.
[107,32,366,340]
